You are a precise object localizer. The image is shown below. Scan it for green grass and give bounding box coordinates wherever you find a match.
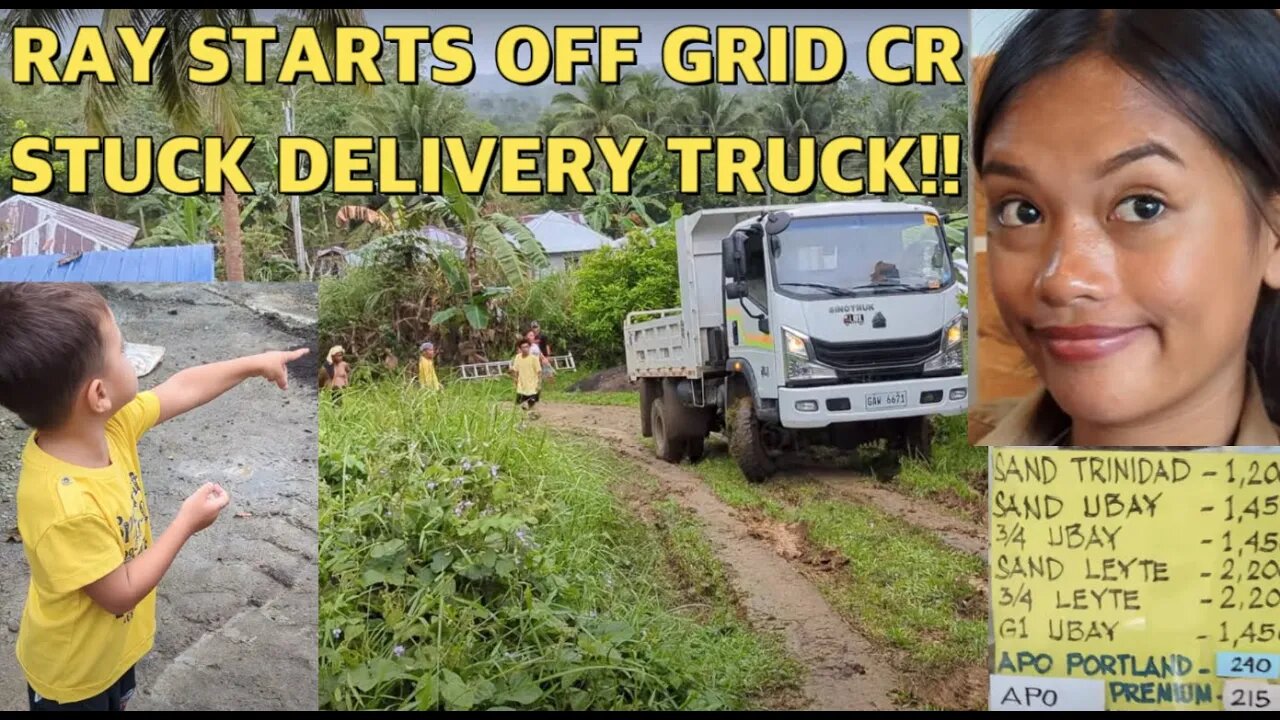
[319,381,794,711]
[895,415,986,508]
[691,452,985,682]
[432,366,640,408]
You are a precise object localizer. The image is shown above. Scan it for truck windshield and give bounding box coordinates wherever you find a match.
[770,213,953,298]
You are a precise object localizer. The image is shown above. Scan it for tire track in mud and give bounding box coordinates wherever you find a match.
[798,470,987,560]
[535,403,900,711]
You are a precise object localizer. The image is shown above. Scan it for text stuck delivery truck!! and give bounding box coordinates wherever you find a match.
[624,201,969,481]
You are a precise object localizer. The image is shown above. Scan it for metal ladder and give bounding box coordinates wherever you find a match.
[456,353,577,381]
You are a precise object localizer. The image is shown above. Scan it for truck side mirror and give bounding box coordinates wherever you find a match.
[757,317,769,334]
[721,232,748,281]
[725,280,747,300]
[764,211,792,236]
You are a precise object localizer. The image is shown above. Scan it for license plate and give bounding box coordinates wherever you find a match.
[866,390,907,409]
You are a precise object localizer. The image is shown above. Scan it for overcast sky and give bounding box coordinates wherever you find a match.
[254,9,969,81]
[972,9,1027,55]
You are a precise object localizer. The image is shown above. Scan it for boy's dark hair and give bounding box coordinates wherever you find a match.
[517,339,531,348]
[974,9,1280,422]
[0,283,111,428]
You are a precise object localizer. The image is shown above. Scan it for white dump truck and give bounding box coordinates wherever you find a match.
[624,201,968,481]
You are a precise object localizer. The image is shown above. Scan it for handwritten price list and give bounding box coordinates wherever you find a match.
[989,449,1280,711]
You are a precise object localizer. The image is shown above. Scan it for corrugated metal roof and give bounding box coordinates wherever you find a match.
[518,211,612,255]
[0,196,140,257]
[0,244,216,282]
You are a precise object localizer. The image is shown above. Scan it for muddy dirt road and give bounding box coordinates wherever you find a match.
[0,284,318,711]
[535,402,987,710]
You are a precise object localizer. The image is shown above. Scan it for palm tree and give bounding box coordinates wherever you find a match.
[627,71,676,135]
[678,85,753,136]
[1,9,367,281]
[872,86,925,140]
[758,84,842,200]
[357,84,471,183]
[548,66,642,139]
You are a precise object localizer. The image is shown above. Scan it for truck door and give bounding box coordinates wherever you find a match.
[726,230,778,396]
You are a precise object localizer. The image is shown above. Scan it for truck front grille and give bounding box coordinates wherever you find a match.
[811,330,943,370]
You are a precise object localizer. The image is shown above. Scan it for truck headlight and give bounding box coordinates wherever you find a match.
[924,315,966,373]
[783,327,838,381]
[943,314,964,349]
[924,345,964,372]
[784,327,809,357]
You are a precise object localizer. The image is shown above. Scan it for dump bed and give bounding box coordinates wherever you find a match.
[624,207,767,380]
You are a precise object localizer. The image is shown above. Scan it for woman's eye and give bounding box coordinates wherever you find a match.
[996,200,1042,227]
[1114,195,1165,222]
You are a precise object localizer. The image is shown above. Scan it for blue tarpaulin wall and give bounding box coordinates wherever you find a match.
[0,245,216,282]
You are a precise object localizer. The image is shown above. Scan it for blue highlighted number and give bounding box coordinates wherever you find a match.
[1217,652,1280,679]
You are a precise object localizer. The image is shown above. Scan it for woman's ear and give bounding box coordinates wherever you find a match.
[1264,196,1280,290]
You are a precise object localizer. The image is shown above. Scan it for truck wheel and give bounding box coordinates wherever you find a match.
[685,435,706,463]
[728,397,776,482]
[651,399,687,463]
[640,379,659,438]
[897,417,934,461]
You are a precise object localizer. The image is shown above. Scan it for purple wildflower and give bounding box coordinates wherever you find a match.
[393,645,405,657]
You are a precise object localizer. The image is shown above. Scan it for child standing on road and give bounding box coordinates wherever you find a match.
[0,283,308,711]
[511,339,543,416]
[418,342,442,391]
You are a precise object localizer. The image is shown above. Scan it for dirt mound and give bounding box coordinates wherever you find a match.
[567,366,634,393]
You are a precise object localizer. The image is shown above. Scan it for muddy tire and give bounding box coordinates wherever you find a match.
[728,397,776,482]
[896,416,934,461]
[685,435,706,464]
[651,398,687,463]
[639,379,659,438]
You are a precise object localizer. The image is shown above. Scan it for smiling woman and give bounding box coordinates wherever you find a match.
[971,9,1280,448]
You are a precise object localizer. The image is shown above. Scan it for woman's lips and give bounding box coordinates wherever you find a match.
[1033,325,1146,363]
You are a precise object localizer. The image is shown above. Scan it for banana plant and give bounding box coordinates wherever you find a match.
[425,166,547,292]
[428,250,512,331]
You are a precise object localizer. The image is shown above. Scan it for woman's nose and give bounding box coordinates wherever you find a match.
[1035,217,1117,307]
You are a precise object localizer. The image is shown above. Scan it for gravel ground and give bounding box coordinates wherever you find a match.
[0,283,319,711]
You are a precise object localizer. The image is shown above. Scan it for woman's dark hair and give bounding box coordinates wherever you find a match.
[973,9,1280,422]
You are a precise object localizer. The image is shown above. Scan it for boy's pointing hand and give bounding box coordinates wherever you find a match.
[256,348,311,390]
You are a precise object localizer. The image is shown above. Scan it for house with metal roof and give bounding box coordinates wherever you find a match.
[0,196,140,258]
[0,244,216,282]
[516,211,617,272]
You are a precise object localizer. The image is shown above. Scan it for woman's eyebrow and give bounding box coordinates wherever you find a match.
[979,159,1030,180]
[1097,142,1184,177]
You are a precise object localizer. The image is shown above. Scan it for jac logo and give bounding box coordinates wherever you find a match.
[843,313,864,326]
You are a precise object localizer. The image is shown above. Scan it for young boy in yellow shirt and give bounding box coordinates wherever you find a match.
[418,342,442,391]
[0,283,308,711]
[510,339,543,414]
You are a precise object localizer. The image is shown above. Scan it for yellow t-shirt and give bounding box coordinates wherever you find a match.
[418,357,441,390]
[512,353,542,396]
[16,391,160,703]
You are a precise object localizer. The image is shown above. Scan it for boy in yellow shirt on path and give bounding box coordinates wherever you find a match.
[510,339,543,416]
[0,283,308,711]
[418,342,442,390]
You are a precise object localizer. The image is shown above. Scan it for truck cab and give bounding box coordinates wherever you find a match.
[721,202,968,431]
[625,200,969,481]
